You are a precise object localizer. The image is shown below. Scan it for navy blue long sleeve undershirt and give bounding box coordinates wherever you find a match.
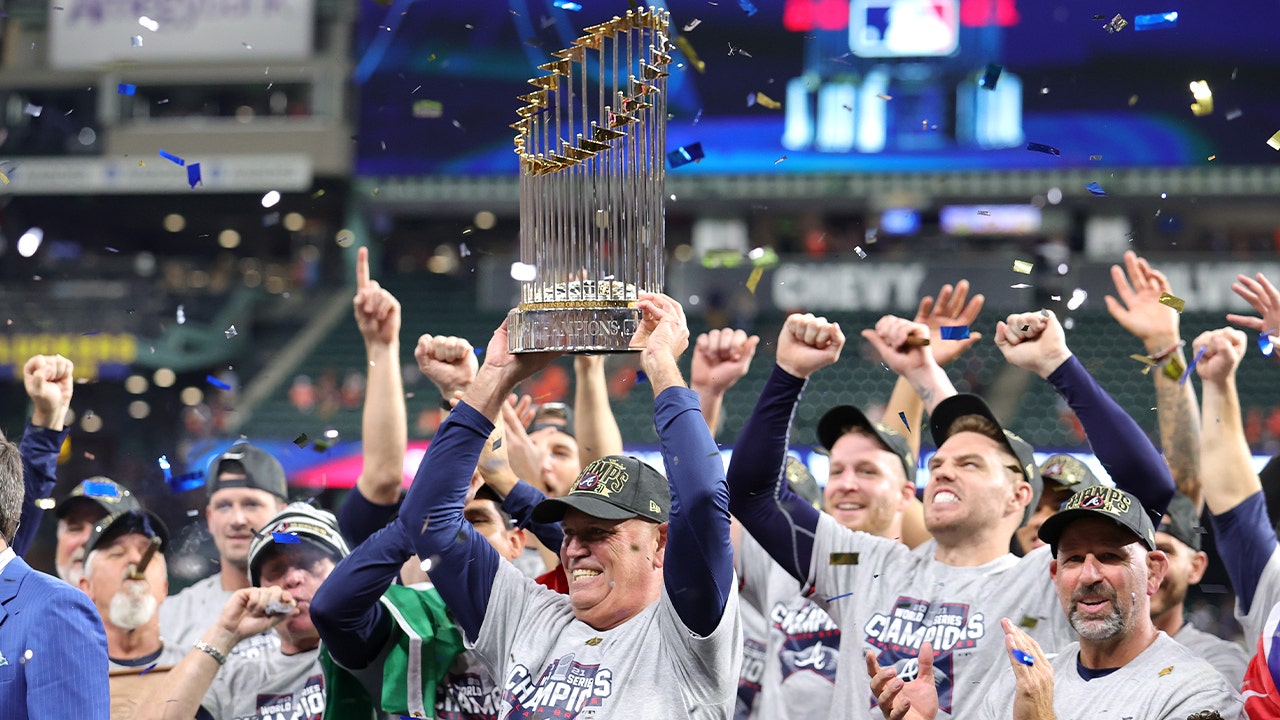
[310,521,410,668]
[14,423,69,558]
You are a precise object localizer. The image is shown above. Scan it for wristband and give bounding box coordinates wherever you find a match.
[194,640,227,665]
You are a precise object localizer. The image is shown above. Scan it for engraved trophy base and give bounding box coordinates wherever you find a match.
[507,305,642,354]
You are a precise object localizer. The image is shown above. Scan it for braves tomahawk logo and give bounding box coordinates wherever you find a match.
[772,599,841,683]
[864,596,986,714]
[501,653,614,719]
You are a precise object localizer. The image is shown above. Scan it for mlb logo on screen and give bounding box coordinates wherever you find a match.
[850,0,960,57]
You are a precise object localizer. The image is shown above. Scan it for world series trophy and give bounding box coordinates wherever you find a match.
[507,8,673,353]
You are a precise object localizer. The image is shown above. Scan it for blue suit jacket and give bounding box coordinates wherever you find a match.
[0,555,110,720]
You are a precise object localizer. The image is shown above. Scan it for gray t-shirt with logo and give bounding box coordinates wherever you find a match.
[738,533,839,720]
[471,560,741,719]
[806,514,1070,720]
[980,632,1243,719]
[201,647,325,720]
[1175,621,1250,688]
[160,573,281,660]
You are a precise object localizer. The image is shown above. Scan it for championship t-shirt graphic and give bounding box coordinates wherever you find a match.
[501,654,614,719]
[438,672,500,720]
[735,635,767,719]
[773,599,840,684]
[864,596,986,713]
[244,674,325,720]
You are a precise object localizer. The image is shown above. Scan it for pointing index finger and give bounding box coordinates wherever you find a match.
[356,246,370,290]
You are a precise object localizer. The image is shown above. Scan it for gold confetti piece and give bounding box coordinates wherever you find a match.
[1130,353,1158,366]
[1158,666,1174,677]
[673,35,705,73]
[753,92,781,109]
[1189,80,1213,117]
[585,637,603,646]
[1013,259,1034,274]
[746,266,764,294]
[829,552,860,565]
[1128,94,1139,107]
[1019,616,1039,629]
[876,93,893,101]
[1268,130,1280,151]
[1158,292,1185,313]
[1163,354,1186,382]
[0,170,8,185]
[35,498,56,510]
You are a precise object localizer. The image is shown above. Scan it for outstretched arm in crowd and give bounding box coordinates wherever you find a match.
[727,314,845,582]
[995,308,1174,524]
[861,315,957,414]
[690,327,760,438]
[1106,250,1203,508]
[478,407,564,561]
[338,247,408,545]
[14,354,74,557]
[1194,327,1278,617]
[574,355,624,465]
[395,318,560,641]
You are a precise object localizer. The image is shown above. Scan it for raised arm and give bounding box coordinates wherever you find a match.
[996,309,1174,523]
[627,293,730,635]
[14,354,74,557]
[1105,250,1202,508]
[574,355,624,464]
[481,407,564,558]
[727,314,845,582]
[689,327,760,437]
[861,316,956,414]
[338,247,407,544]
[396,319,559,641]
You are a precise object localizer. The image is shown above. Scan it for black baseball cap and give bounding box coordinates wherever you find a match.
[248,503,351,587]
[529,402,575,437]
[1038,486,1157,552]
[1039,454,1102,494]
[818,405,916,483]
[929,394,1042,525]
[532,456,670,524]
[84,509,170,559]
[207,442,289,501]
[1157,492,1202,551]
[56,477,143,519]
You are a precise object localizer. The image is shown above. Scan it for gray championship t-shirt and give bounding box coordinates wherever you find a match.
[1237,545,1280,644]
[160,573,281,660]
[202,647,324,720]
[979,633,1243,719]
[738,533,839,720]
[735,599,768,720]
[109,642,188,672]
[806,514,1071,720]
[1175,621,1250,688]
[473,560,741,719]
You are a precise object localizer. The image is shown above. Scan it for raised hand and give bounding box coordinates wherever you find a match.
[353,247,402,347]
[1000,618,1055,720]
[1227,272,1280,338]
[915,280,984,366]
[499,395,546,491]
[632,293,691,395]
[861,315,933,378]
[994,310,1072,379]
[1192,328,1248,387]
[1104,250,1181,349]
[215,587,298,646]
[776,313,845,379]
[866,643,938,720]
[23,354,74,430]
[415,334,479,400]
[691,328,761,394]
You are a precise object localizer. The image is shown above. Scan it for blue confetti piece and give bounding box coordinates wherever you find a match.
[83,481,120,498]
[168,471,206,493]
[939,325,971,340]
[737,0,758,16]
[825,592,854,602]
[1134,11,1178,31]
[117,83,137,96]
[1261,333,1275,357]
[159,149,185,166]
[552,0,582,9]
[158,455,172,480]
[1179,346,1207,385]
[187,163,202,188]
[272,532,301,544]
[1011,649,1035,666]
[1085,181,1108,197]
[979,63,1003,90]
[898,411,910,432]
[206,375,232,390]
[635,370,648,384]
[1026,142,1061,156]
[140,663,158,675]
[666,142,705,169]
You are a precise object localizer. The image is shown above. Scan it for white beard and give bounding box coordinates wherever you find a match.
[108,581,158,631]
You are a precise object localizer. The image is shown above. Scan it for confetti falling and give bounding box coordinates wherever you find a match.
[1011,649,1035,666]
[635,370,648,384]
[117,83,137,96]
[552,0,582,9]
[271,532,301,544]
[35,498,56,510]
[898,411,910,432]
[294,433,310,448]
[176,305,186,324]
[683,19,702,31]
[939,326,971,340]
[1179,346,1206,385]
[206,375,232,390]
[746,266,764,294]
[1268,130,1280,151]
[1134,11,1178,31]
[748,92,781,109]
[667,142,705,168]
[1103,13,1128,33]
[979,63,1003,90]
[1260,333,1274,356]
[131,35,143,47]
[1189,81,1213,116]
[737,0,758,16]
[224,325,238,339]
[138,16,159,31]
[1026,142,1061,156]
[510,262,537,282]
[673,36,705,73]
[84,481,120,498]
[1011,283,1032,289]
[159,149,185,166]
[1085,181,1108,197]
[854,246,868,259]
[875,93,893,101]
[1158,292,1186,313]
[187,163,202,188]
[1013,260,1034,274]
[25,103,43,117]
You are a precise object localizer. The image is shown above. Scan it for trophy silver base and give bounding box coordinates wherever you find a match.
[507,306,642,353]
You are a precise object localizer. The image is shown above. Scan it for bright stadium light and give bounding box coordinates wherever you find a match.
[17,227,43,257]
